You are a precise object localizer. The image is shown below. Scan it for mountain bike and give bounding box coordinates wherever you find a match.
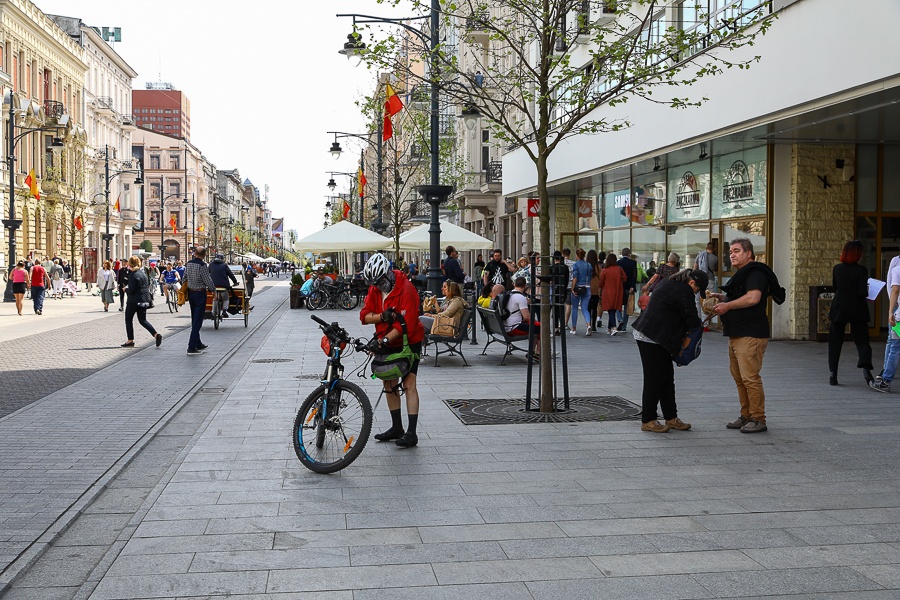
[292,315,374,473]
[164,284,179,313]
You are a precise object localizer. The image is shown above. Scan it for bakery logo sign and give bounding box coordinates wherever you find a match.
[723,160,753,205]
[675,172,701,210]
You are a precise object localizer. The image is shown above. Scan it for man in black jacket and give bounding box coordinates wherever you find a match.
[209,254,239,318]
[443,245,465,284]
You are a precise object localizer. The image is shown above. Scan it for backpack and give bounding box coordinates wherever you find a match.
[496,290,522,321]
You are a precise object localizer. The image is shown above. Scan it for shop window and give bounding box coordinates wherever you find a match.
[666,224,710,273]
[711,145,767,219]
[602,228,630,257]
[882,146,900,212]
[856,145,878,212]
[603,179,631,228]
[632,173,666,226]
[667,159,710,223]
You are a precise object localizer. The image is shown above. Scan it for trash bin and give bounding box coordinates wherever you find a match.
[290,288,302,309]
[809,285,835,341]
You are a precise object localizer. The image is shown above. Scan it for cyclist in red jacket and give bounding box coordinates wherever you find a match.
[360,253,424,448]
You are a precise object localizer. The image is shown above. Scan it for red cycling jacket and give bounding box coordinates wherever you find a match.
[359,270,424,346]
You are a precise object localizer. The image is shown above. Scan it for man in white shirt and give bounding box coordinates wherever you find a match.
[496,277,541,359]
[871,256,900,392]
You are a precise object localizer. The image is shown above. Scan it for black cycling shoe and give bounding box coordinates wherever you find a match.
[374,427,404,442]
[395,432,418,448]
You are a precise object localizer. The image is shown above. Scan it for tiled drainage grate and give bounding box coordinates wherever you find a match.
[443,396,642,425]
[198,387,226,394]
[295,374,322,380]
[251,358,294,364]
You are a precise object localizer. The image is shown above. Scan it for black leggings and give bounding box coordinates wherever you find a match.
[125,303,157,340]
[828,319,873,373]
[588,295,600,330]
[636,340,678,423]
[606,309,617,330]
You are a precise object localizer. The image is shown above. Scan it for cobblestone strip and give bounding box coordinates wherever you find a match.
[0,284,288,589]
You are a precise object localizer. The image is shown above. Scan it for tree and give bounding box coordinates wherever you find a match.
[362,0,774,411]
[42,138,89,282]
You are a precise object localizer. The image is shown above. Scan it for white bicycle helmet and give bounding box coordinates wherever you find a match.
[363,253,391,284]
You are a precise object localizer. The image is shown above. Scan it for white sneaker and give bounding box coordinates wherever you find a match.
[610,329,618,336]
[569,328,576,334]
[585,329,592,337]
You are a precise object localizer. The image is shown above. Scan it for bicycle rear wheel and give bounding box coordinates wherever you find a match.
[307,291,327,311]
[337,290,354,310]
[292,380,372,474]
[167,289,175,313]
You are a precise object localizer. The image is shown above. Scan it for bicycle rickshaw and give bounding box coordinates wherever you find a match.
[204,264,250,329]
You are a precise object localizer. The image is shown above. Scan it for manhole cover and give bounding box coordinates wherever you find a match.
[251,358,293,364]
[295,374,322,380]
[443,396,641,425]
[199,387,226,394]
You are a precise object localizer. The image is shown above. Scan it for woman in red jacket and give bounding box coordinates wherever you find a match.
[598,253,626,336]
[360,254,424,448]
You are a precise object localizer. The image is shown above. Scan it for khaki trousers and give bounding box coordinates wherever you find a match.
[728,336,769,422]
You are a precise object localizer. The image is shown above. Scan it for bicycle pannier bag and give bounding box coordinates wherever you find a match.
[371,314,420,380]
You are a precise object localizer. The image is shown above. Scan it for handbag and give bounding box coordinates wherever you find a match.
[574,285,587,295]
[177,282,188,306]
[638,293,650,310]
[431,313,456,337]
[371,314,420,381]
[673,327,703,367]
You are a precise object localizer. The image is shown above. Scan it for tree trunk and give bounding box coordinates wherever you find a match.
[536,153,554,413]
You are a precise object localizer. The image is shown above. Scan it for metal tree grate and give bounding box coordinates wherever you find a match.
[250,358,294,364]
[443,396,642,426]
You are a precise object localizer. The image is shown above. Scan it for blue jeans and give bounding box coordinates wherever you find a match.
[31,286,45,312]
[617,288,632,329]
[188,290,207,350]
[571,290,590,330]
[883,337,900,383]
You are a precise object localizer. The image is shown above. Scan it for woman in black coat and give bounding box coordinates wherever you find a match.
[828,240,873,386]
[631,269,706,433]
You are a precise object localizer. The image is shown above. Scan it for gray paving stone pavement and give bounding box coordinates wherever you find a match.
[3,299,900,598]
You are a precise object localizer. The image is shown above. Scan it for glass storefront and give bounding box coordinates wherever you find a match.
[567,140,769,319]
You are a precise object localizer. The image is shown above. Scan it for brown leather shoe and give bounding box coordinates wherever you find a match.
[666,417,691,431]
[740,419,768,433]
[641,420,670,433]
[726,416,750,429]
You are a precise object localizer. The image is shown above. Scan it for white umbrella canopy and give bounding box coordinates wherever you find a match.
[395,220,493,251]
[294,220,392,252]
[236,252,265,262]
[263,256,280,263]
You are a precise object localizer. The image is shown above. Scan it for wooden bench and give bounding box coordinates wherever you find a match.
[476,306,531,365]
[424,308,472,367]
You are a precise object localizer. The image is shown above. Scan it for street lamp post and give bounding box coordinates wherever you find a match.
[326,171,362,226]
[338,0,445,295]
[182,193,195,252]
[103,144,143,262]
[327,130,384,232]
[3,92,66,302]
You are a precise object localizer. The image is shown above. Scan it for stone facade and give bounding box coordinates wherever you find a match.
[789,143,855,339]
[553,197,574,250]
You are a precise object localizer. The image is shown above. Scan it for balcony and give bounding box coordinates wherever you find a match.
[120,208,140,224]
[464,10,490,44]
[43,100,65,120]
[458,172,500,209]
[486,161,502,184]
[95,96,114,116]
[409,85,430,108]
[120,114,137,130]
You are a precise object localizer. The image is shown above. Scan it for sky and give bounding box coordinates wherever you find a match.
[35,0,415,240]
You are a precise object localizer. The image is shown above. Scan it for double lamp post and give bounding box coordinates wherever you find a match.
[338,0,452,296]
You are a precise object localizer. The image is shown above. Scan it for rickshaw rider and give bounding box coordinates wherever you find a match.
[209,253,239,318]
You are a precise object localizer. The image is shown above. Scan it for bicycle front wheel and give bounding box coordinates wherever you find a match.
[292,380,372,474]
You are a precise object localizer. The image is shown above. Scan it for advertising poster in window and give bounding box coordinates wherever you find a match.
[631,180,666,225]
[577,197,599,230]
[603,185,631,228]
[712,146,767,219]
[667,161,710,223]
[82,247,98,284]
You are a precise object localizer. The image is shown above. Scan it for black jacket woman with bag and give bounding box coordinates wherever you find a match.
[827,240,873,386]
[631,269,706,433]
[121,256,162,348]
